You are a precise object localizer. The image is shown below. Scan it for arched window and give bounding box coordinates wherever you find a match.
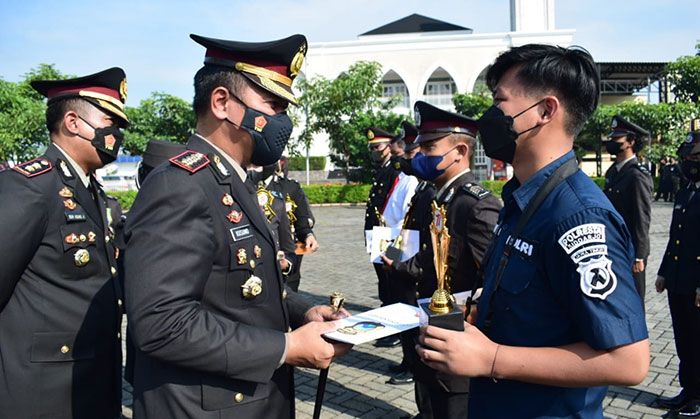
[422,67,457,110]
[382,70,410,110]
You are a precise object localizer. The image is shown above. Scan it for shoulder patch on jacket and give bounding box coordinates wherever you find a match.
[634,163,651,176]
[12,157,52,178]
[169,150,210,174]
[462,183,491,200]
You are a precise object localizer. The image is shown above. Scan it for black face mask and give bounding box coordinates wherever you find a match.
[604,140,625,155]
[681,160,700,182]
[477,100,543,163]
[225,93,293,166]
[77,116,123,165]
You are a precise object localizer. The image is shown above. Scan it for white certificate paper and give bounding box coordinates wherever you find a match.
[323,303,422,345]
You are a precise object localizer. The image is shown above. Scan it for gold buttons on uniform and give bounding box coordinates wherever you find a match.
[282,289,288,300]
[249,260,256,269]
[60,345,70,354]
[676,240,680,245]
[234,393,244,403]
[415,292,420,297]
[422,243,427,250]
[674,256,679,261]
[117,299,123,307]
[105,235,110,243]
[111,267,117,275]
[288,327,292,332]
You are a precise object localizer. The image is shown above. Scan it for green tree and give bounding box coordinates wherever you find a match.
[665,43,700,103]
[298,61,408,182]
[123,92,195,155]
[452,84,493,118]
[0,64,72,163]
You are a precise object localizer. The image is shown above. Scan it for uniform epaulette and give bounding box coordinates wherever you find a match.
[12,157,52,178]
[462,183,491,200]
[169,150,210,174]
[634,163,651,175]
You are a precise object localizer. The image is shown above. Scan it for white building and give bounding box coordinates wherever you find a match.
[300,0,574,179]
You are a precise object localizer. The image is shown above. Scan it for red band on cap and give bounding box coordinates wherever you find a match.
[47,85,120,102]
[206,48,287,75]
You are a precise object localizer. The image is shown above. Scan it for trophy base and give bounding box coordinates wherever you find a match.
[419,302,464,331]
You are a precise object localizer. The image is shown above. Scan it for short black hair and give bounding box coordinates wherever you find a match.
[486,44,600,136]
[45,98,90,134]
[192,65,248,117]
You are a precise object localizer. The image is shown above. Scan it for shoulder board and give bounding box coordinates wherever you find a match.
[12,157,52,178]
[634,163,650,175]
[462,183,491,200]
[169,150,210,174]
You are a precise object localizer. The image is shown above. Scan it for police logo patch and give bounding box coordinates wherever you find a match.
[558,223,606,255]
[577,256,617,300]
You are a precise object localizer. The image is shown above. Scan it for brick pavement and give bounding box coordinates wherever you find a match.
[122,201,681,418]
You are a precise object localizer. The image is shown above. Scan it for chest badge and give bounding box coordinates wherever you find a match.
[222,193,234,206]
[65,233,80,245]
[59,187,74,198]
[227,210,243,223]
[74,249,90,267]
[241,275,263,300]
[236,248,248,265]
[63,199,77,210]
[254,245,262,259]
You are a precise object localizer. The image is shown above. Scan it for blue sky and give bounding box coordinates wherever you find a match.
[1,0,698,105]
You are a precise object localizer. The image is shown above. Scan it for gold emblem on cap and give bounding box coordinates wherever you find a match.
[119,78,128,102]
[289,45,306,77]
[241,275,263,300]
[59,187,73,198]
[367,130,375,140]
[74,249,90,267]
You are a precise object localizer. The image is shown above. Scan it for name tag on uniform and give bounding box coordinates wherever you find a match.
[65,211,87,222]
[230,225,253,242]
[506,235,537,259]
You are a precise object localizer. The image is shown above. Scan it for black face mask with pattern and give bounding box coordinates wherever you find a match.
[477,100,544,163]
[77,116,123,165]
[225,93,293,166]
[681,160,700,182]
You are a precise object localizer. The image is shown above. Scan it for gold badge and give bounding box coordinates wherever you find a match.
[59,187,73,198]
[63,199,77,210]
[74,249,90,267]
[222,193,234,206]
[79,234,87,242]
[213,154,229,176]
[254,116,268,132]
[367,130,375,140]
[227,210,243,223]
[87,231,96,243]
[236,248,247,265]
[241,275,263,300]
[65,233,79,245]
[119,78,128,102]
[254,245,262,259]
[289,45,306,77]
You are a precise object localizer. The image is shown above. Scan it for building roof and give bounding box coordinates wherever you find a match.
[597,62,667,96]
[360,14,472,36]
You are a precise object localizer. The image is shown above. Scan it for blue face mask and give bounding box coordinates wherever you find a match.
[410,147,457,181]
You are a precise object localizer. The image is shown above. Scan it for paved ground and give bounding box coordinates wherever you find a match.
[123,201,681,418]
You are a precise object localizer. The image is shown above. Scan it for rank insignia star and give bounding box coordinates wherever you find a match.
[59,187,74,198]
[63,199,77,210]
[227,210,243,223]
[222,193,234,206]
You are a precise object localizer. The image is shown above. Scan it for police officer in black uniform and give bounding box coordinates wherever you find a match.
[123,34,349,419]
[389,102,501,418]
[253,158,318,291]
[365,127,402,347]
[654,119,700,416]
[137,139,187,187]
[381,121,434,386]
[603,115,653,302]
[0,68,128,418]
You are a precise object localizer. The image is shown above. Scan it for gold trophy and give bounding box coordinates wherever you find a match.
[419,202,464,331]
